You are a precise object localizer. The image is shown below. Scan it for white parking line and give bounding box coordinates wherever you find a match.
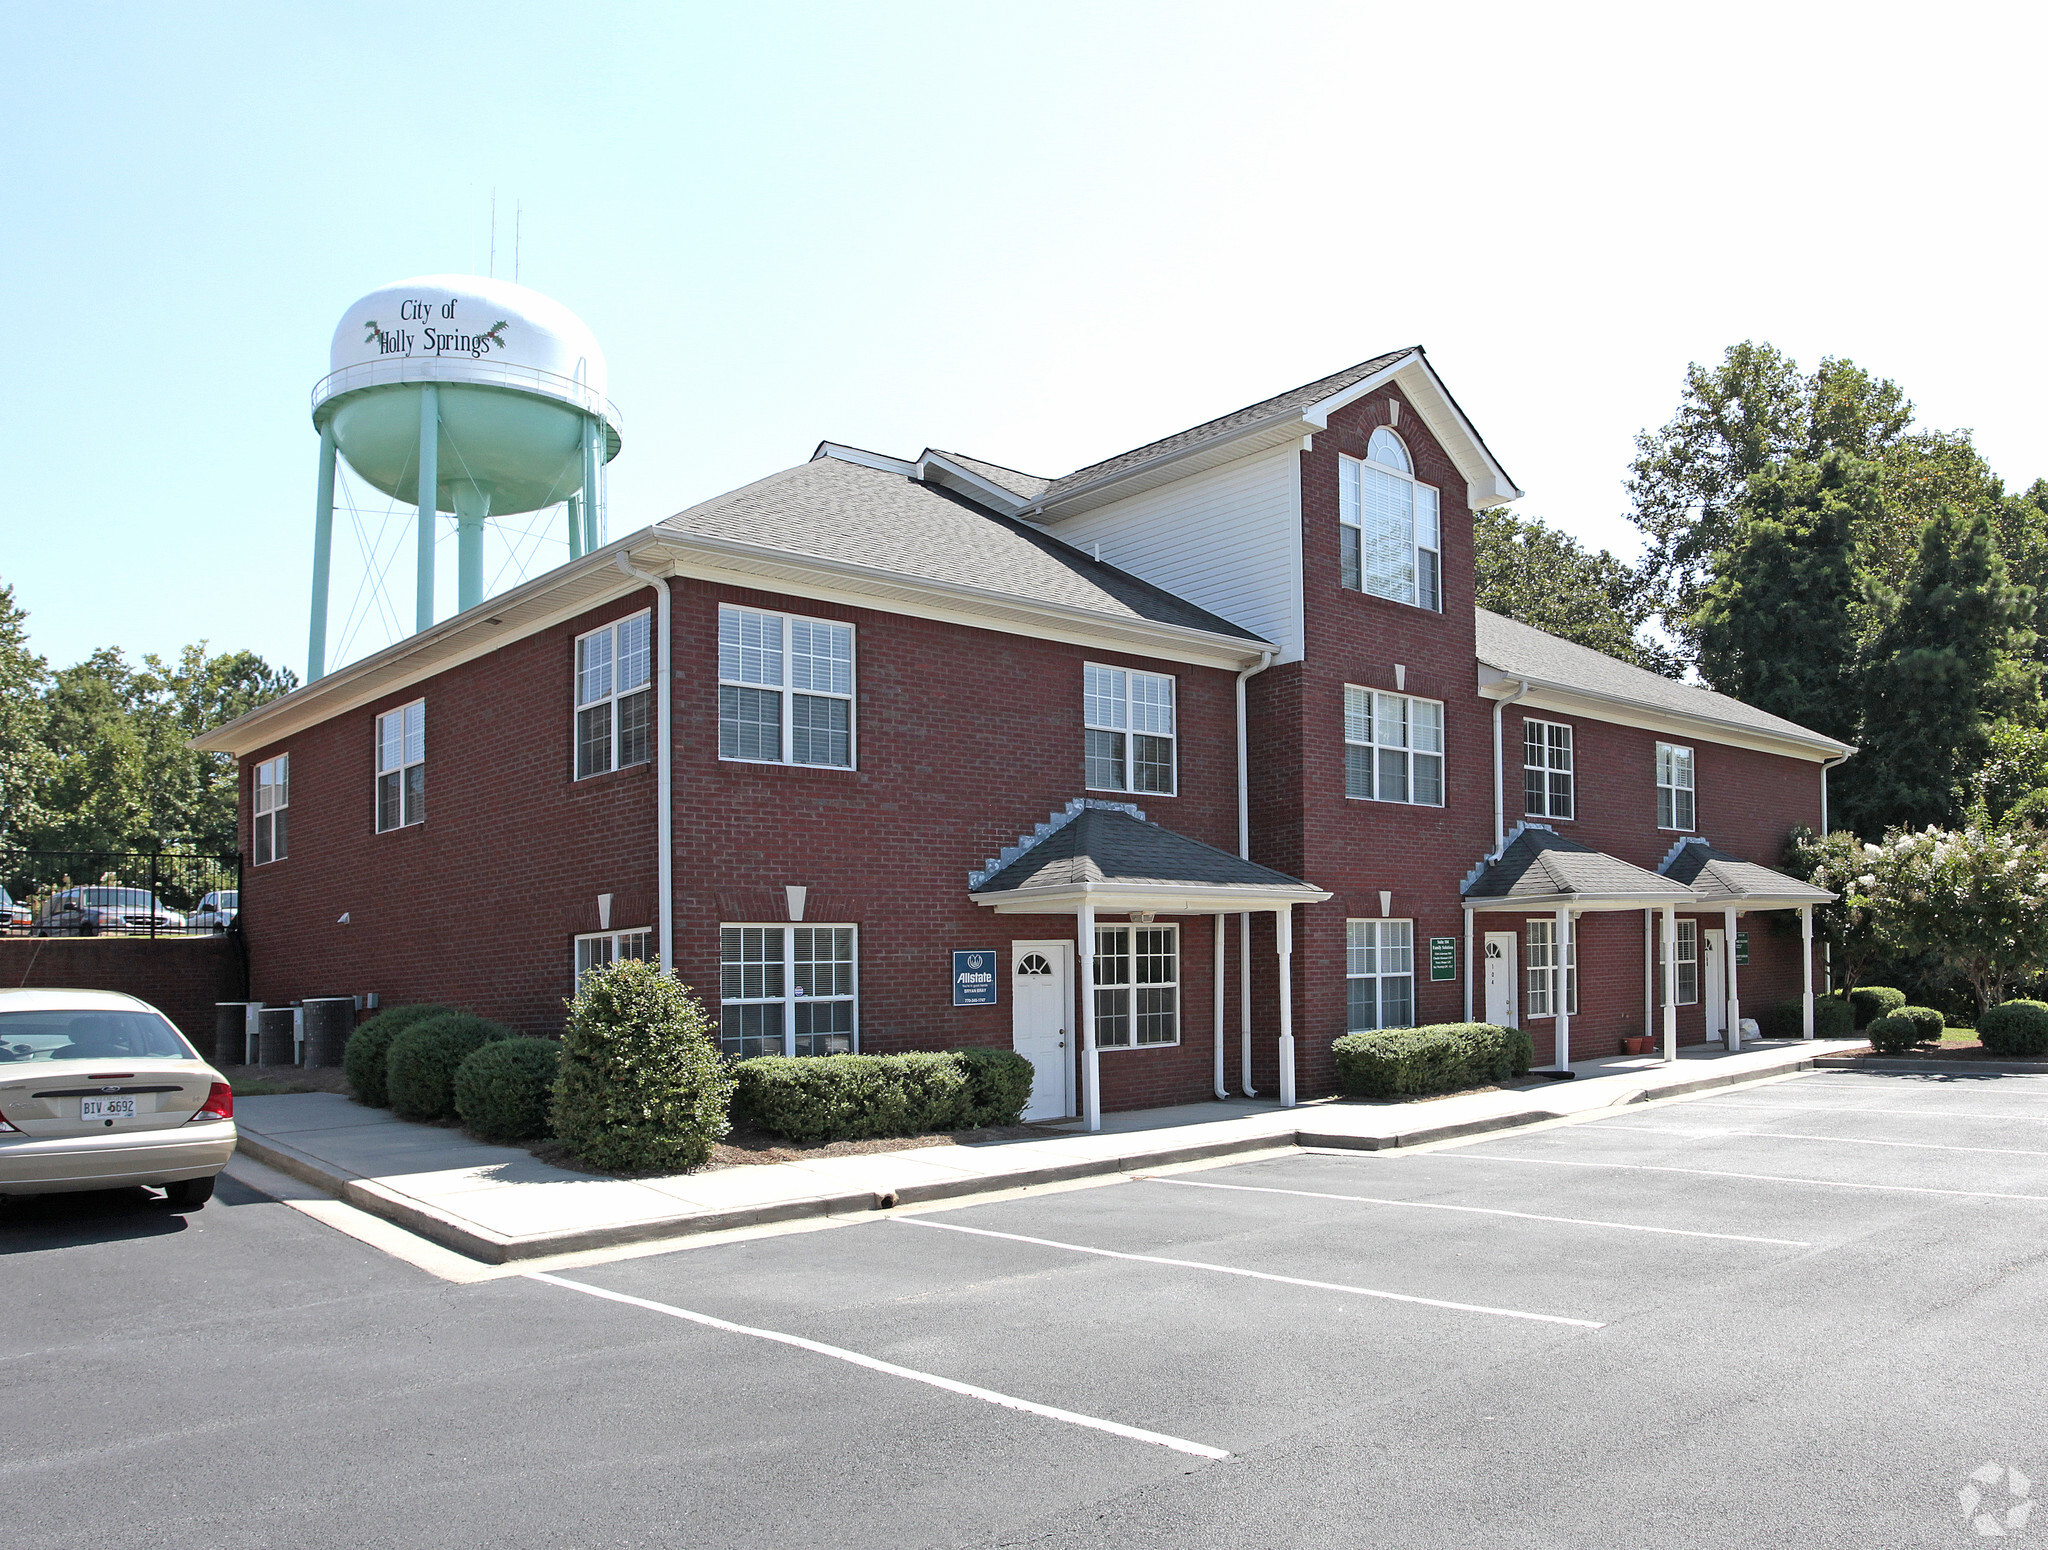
[1705,1099,2048,1124]
[1413,1152,2048,1202]
[1137,1175,1811,1246]
[528,1271,1229,1460]
[893,1216,1605,1329]
[1591,1123,2048,1159]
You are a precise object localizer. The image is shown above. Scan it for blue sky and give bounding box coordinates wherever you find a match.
[6,1,2045,678]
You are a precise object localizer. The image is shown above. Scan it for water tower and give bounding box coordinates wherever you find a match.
[305,275,623,680]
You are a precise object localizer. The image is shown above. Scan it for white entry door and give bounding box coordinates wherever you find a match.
[1483,932,1519,1028]
[1011,941,1073,1122]
[1704,930,1727,1046]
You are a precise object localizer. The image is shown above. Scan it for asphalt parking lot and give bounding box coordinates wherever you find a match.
[11,1068,2048,1549]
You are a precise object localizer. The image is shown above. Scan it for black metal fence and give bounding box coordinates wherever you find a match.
[2,852,242,938]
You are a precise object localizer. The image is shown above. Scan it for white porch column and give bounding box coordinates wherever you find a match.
[1463,905,1475,1023]
[1661,906,1679,1062]
[1723,905,1742,1049]
[1553,906,1572,1071]
[1642,909,1654,1039]
[1801,905,1815,1039]
[1239,912,1256,1097]
[1276,906,1296,1108]
[1212,914,1227,1099]
[1078,903,1100,1132]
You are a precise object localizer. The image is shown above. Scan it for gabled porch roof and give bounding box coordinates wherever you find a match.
[1462,824,1696,912]
[1659,837,1837,909]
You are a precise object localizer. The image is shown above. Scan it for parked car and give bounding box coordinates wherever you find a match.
[0,988,234,1208]
[32,887,186,936]
[0,888,29,932]
[190,890,239,932]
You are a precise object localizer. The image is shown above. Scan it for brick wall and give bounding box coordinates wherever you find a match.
[0,937,245,1046]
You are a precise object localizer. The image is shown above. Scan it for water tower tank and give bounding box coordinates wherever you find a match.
[305,275,623,679]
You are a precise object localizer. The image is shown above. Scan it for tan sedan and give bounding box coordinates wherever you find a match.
[0,988,236,1208]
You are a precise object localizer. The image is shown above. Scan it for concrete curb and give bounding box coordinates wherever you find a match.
[235,1051,1834,1263]
[1813,1055,2048,1075]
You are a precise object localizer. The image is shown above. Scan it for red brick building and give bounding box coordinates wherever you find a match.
[195,349,1848,1126]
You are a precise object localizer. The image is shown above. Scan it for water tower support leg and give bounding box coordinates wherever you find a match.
[582,416,601,554]
[566,495,584,560]
[457,514,484,612]
[416,384,439,634]
[308,424,337,681]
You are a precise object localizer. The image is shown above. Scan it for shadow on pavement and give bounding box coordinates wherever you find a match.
[0,1186,201,1253]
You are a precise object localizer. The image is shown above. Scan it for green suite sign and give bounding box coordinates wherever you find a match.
[1429,937,1457,982]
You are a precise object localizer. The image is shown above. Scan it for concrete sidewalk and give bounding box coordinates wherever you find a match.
[233,1038,1863,1263]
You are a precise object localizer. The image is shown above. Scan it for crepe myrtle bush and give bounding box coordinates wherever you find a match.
[551,958,733,1172]
[343,1003,456,1108]
[387,1013,514,1122]
[453,1036,562,1143]
[1331,1023,1533,1101]
[1865,824,2048,1016]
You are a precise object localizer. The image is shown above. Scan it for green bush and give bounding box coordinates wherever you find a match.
[734,1052,971,1144]
[343,1003,455,1108]
[1899,1005,1946,1044]
[949,1047,1035,1128]
[1865,1014,1920,1055]
[551,958,733,1172]
[1978,1000,2048,1059]
[453,1037,562,1143]
[387,1013,513,1121]
[1849,986,1907,1029]
[1330,1023,1533,1101]
[1765,997,1857,1039]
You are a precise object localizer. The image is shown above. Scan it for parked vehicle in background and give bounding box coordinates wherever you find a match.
[0,988,234,1208]
[190,891,239,932]
[32,888,187,936]
[0,888,29,932]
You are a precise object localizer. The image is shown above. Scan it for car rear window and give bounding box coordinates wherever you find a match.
[0,1011,198,1062]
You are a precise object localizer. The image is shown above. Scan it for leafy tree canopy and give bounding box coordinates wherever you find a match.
[1473,506,1677,676]
[0,583,56,866]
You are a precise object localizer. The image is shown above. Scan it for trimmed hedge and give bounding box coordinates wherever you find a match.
[551,958,733,1172]
[734,1052,969,1144]
[1898,1005,1946,1045]
[453,1037,562,1143]
[343,1003,455,1108]
[950,1047,1035,1128]
[387,1013,514,1121]
[1865,1014,1920,1056]
[1979,1000,2048,1059]
[1849,986,1907,1030]
[1765,997,1856,1039]
[1331,1023,1533,1101]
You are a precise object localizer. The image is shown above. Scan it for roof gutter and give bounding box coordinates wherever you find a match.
[613,552,674,976]
[1478,669,1856,763]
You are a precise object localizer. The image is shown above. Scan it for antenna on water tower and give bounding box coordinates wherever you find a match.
[305,275,623,681]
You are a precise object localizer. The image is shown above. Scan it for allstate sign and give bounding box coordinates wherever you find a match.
[953,950,998,1007]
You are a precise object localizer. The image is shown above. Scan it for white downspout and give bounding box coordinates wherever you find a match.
[1212,915,1227,1100]
[1819,752,1851,834]
[614,553,673,973]
[1236,648,1275,1096]
[1493,680,1531,849]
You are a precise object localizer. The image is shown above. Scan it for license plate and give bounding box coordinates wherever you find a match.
[80,1098,138,1120]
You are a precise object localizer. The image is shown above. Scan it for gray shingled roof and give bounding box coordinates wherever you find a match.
[1474,608,1852,753]
[1464,826,1697,906]
[1033,349,1419,504]
[932,451,1053,501]
[1660,839,1836,905]
[974,808,1315,898]
[658,455,1266,642]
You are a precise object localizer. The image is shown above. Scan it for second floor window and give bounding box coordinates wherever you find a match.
[375,701,424,832]
[1524,719,1574,820]
[1085,664,1176,795]
[1339,428,1441,612]
[718,606,854,769]
[1657,742,1696,830]
[253,754,288,864]
[575,613,653,778]
[1344,687,1444,805]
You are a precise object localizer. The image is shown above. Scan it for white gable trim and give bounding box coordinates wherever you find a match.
[1303,353,1523,509]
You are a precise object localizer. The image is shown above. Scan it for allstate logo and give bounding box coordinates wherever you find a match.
[1961,1463,2033,1536]
[968,955,985,969]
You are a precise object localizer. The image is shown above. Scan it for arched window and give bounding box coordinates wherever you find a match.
[1339,427,1441,611]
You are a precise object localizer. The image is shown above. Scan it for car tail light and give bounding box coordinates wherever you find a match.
[188,1083,233,1122]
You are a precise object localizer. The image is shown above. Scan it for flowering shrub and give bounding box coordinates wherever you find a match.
[1865,824,2048,1016]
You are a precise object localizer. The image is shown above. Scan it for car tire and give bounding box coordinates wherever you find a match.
[163,1176,215,1209]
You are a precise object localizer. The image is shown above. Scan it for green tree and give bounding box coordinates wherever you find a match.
[0,582,56,866]
[1784,827,1886,993]
[1866,823,2048,1015]
[1473,507,1676,674]
[1690,451,1874,746]
[1849,509,2039,834]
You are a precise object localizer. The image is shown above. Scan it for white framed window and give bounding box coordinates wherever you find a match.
[253,753,288,864]
[374,701,425,833]
[1657,742,1696,830]
[1346,920,1416,1031]
[1344,687,1444,805]
[1523,719,1575,820]
[718,606,855,769]
[718,925,859,1059]
[1093,924,1179,1047]
[1084,664,1177,795]
[574,928,652,990]
[1660,919,1699,1006]
[1339,428,1441,611]
[575,612,653,779]
[1525,919,1578,1019]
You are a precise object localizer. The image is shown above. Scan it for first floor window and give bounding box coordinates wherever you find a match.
[718,606,854,768]
[375,701,425,832]
[1094,924,1179,1047]
[1523,719,1574,820]
[1525,919,1578,1018]
[575,612,653,778]
[1346,919,1415,1031]
[575,928,652,989]
[1344,687,1444,805]
[1657,742,1696,830]
[719,925,858,1058]
[1085,664,1176,795]
[1660,918,1699,1005]
[253,753,289,864]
